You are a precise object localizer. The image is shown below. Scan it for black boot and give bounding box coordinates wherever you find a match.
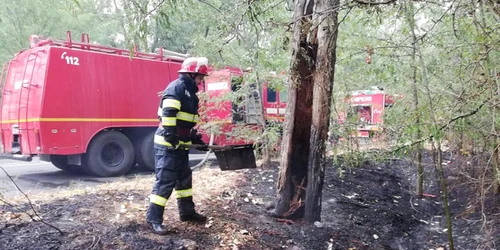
[148,223,169,235]
[146,203,168,235]
[177,197,206,222]
[180,212,207,222]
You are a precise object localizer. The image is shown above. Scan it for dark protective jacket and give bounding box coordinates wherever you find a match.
[154,74,200,147]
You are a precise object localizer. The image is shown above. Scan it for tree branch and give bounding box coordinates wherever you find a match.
[337,45,413,62]
[352,0,397,5]
[286,2,351,28]
[198,0,223,14]
[256,0,287,16]
[125,0,167,46]
[415,0,455,44]
[338,6,354,26]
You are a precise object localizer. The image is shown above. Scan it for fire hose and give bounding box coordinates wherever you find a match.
[190,132,215,170]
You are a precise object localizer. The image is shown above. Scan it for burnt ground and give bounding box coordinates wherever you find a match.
[0,150,499,250]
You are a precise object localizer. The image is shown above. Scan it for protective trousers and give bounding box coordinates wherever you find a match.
[146,146,195,224]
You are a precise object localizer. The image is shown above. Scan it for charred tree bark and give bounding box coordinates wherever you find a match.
[272,0,340,222]
[271,0,315,219]
[304,0,340,223]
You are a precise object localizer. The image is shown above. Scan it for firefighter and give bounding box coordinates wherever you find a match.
[146,57,210,235]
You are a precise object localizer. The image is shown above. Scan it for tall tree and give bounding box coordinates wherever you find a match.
[270,0,314,219]
[271,0,340,222]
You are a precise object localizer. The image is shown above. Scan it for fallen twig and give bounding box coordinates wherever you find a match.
[352,0,396,5]
[0,166,65,235]
[235,210,254,217]
[85,235,101,250]
[409,196,421,214]
[275,218,295,224]
[337,199,370,208]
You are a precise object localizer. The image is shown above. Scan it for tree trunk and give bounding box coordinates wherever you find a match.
[257,78,272,168]
[271,0,315,219]
[436,142,455,250]
[493,140,500,194]
[405,0,454,248]
[477,0,500,195]
[272,0,340,221]
[304,0,340,223]
[411,39,424,198]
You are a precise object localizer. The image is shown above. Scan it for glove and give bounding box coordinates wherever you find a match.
[190,129,209,151]
[190,129,205,145]
[164,134,179,149]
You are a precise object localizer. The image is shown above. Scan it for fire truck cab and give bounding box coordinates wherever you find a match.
[198,67,263,145]
[337,87,399,138]
[261,71,287,123]
[199,68,287,145]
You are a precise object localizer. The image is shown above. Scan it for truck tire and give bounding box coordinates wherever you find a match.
[51,155,87,174]
[135,132,155,171]
[83,130,135,177]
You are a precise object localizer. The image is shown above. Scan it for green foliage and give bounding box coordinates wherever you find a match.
[0,0,123,64]
[332,2,499,156]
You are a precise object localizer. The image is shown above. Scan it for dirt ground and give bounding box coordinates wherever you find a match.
[0,150,498,250]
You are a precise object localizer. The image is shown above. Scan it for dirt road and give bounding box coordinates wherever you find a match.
[0,153,216,198]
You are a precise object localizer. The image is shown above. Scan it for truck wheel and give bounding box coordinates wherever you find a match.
[51,155,86,174]
[83,131,135,177]
[135,132,155,171]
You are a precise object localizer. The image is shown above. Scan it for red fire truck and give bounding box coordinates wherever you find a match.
[201,68,287,124]
[0,31,263,177]
[336,88,400,138]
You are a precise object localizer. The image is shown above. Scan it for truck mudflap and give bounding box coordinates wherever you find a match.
[0,153,33,162]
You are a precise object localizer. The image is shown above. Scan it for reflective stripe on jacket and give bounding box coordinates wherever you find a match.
[155,74,200,146]
[153,134,191,150]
